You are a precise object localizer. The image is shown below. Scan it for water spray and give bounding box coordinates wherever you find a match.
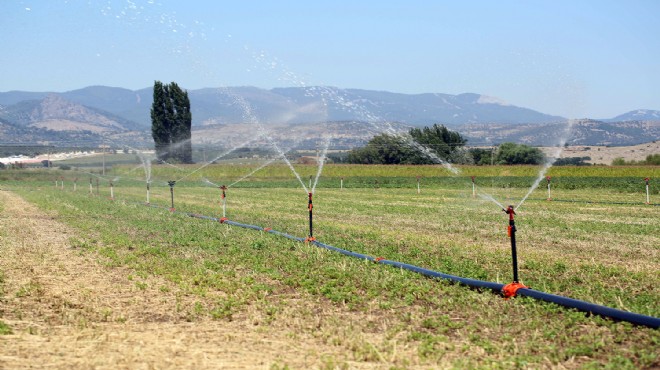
[546,176,552,200]
[54,179,58,188]
[306,192,315,242]
[501,205,527,298]
[309,175,312,190]
[168,180,176,211]
[645,177,650,204]
[60,176,64,190]
[96,178,100,196]
[73,177,78,192]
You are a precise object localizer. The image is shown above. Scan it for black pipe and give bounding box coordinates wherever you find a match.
[140,202,660,328]
[517,288,659,328]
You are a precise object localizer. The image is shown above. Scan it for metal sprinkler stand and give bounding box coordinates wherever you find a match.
[306,192,315,242]
[220,185,227,219]
[645,177,650,204]
[501,205,528,298]
[471,176,476,198]
[546,176,552,200]
[89,178,93,194]
[146,182,150,204]
[168,180,176,211]
[110,181,114,200]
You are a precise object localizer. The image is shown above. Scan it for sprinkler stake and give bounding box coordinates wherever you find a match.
[220,185,227,218]
[471,176,476,198]
[146,182,150,204]
[417,176,421,194]
[89,178,93,194]
[645,178,650,204]
[504,205,519,283]
[96,178,99,196]
[110,181,114,200]
[546,176,552,201]
[307,192,315,241]
[168,181,176,211]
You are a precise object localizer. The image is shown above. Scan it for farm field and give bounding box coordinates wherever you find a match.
[0,163,658,369]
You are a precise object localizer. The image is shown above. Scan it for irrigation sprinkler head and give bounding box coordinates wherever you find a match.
[504,205,515,220]
[220,185,227,199]
[546,176,551,183]
[644,177,650,185]
[168,180,176,188]
[471,176,475,183]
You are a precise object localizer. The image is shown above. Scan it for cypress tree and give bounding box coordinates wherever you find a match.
[151,81,193,163]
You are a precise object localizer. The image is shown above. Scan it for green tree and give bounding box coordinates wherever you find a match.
[151,81,193,163]
[347,124,466,165]
[409,124,467,161]
[495,142,545,165]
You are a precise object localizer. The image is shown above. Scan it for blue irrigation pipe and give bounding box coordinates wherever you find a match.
[145,202,660,329]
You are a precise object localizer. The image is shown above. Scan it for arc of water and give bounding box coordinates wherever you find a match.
[515,119,575,211]
[311,136,332,193]
[175,135,262,183]
[228,152,289,188]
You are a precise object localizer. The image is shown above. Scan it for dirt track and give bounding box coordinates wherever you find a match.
[0,190,374,369]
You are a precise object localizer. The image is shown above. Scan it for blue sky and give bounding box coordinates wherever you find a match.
[1,0,659,118]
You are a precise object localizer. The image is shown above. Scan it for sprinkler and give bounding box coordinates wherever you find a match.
[219,184,227,219]
[89,178,93,194]
[309,175,312,190]
[110,181,114,200]
[417,176,421,194]
[645,178,650,204]
[146,182,150,204]
[60,176,64,190]
[54,179,58,188]
[73,177,78,192]
[340,176,344,190]
[168,180,176,211]
[501,205,527,298]
[546,176,552,200]
[306,192,315,242]
[471,176,476,198]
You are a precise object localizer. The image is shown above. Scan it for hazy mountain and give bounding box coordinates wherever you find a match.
[0,86,658,148]
[0,86,566,128]
[606,109,660,122]
[459,119,660,146]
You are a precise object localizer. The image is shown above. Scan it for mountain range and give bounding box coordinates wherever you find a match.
[0,85,658,148]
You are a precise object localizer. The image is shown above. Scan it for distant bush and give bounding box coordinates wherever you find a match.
[611,154,660,166]
[59,164,72,170]
[554,157,591,166]
[495,143,545,165]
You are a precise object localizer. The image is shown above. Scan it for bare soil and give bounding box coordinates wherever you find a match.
[0,190,384,369]
[540,141,659,165]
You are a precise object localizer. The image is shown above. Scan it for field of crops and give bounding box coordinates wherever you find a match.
[1,163,658,368]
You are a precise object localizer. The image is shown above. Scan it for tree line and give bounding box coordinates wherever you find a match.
[345,124,546,165]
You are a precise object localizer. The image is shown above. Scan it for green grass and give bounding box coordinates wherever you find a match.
[5,166,660,368]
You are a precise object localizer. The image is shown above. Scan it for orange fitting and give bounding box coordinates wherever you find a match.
[263,227,272,232]
[507,225,513,237]
[502,282,528,299]
[169,207,176,212]
[305,236,316,243]
[219,217,228,223]
[374,257,385,262]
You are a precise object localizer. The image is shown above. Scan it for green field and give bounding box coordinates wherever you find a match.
[1,163,658,368]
